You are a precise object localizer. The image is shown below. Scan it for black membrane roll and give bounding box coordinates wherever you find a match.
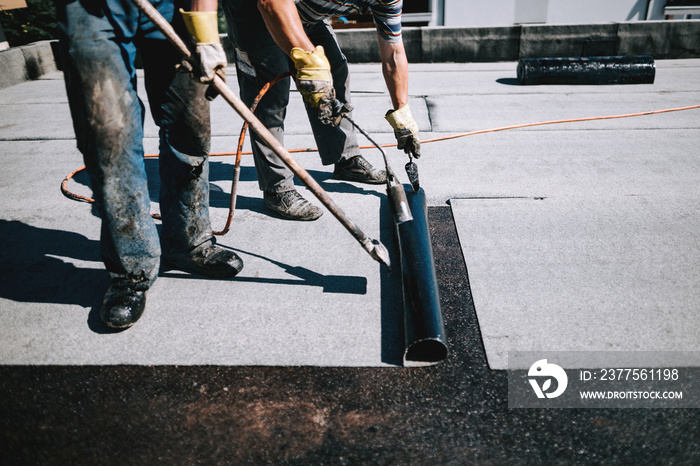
[394,186,448,366]
[517,56,655,85]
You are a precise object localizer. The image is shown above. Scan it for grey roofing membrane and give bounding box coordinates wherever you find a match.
[453,196,700,370]
[0,59,698,367]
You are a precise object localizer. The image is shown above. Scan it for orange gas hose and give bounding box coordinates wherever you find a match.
[60,93,700,236]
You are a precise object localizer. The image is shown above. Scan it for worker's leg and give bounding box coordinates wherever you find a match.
[141,6,243,277]
[302,20,360,165]
[222,0,295,193]
[304,21,386,184]
[57,0,160,289]
[57,0,164,328]
[141,43,214,255]
[222,0,322,220]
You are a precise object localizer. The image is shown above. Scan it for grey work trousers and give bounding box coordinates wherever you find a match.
[222,0,361,193]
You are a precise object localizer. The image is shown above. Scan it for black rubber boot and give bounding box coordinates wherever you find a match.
[333,155,387,184]
[263,190,323,221]
[100,281,147,329]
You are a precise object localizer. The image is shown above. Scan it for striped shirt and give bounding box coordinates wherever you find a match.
[295,0,403,42]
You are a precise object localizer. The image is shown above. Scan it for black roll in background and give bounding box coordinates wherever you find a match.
[517,56,656,85]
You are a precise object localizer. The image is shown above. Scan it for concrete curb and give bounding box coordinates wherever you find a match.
[0,40,58,90]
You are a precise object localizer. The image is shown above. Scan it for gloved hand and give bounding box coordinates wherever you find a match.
[180,9,226,100]
[385,104,421,158]
[329,100,352,126]
[290,46,336,125]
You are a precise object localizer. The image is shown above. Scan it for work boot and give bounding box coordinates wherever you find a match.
[333,155,387,184]
[263,189,323,221]
[100,281,147,329]
[162,240,243,278]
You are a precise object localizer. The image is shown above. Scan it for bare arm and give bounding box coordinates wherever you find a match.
[378,35,409,110]
[257,0,315,54]
[191,0,218,11]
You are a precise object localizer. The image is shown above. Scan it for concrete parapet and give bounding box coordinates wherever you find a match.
[20,40,58,78]
[421,26,521,62]
[401,28,422,62]
[334,28,381,62]
[519,23,619,58]
[334,19,700,63]
[0,47,27,89]
[618,20,700,58]
[0,40,58,90]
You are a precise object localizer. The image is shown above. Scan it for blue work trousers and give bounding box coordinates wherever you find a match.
[222,0,360,193]
[57,0,214,288]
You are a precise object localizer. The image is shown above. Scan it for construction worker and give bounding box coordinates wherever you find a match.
[222,0,420,221]
[56,0,243,329]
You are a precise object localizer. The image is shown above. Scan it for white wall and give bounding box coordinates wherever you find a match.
[515,0,549,24]
[546,0,650,23]
[439,0,672,26]
[443,0,516,27]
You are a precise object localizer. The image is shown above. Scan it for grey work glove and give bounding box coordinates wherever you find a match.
[194,43,226,100]
[385,104,421,158]
[194,43,227,83]
[179,9,227,100]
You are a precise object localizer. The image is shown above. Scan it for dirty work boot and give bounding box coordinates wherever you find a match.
[100,281,147,329]
[333,155,387,184]
[263,189,323,221]
[162,240,243,278]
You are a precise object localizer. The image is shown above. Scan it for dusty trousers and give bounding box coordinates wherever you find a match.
[56,0,215,289]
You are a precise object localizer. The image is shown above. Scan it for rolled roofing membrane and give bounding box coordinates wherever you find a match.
[392,186,448,367]
[517,55,656,85]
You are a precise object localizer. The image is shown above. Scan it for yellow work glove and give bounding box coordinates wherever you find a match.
[290,46,337,125]
[180,9,226,99]
[385,104,421,158]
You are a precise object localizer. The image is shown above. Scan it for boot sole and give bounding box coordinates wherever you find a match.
[332,172,387,185]
[161,258,243,279]
[264,204,323,221]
